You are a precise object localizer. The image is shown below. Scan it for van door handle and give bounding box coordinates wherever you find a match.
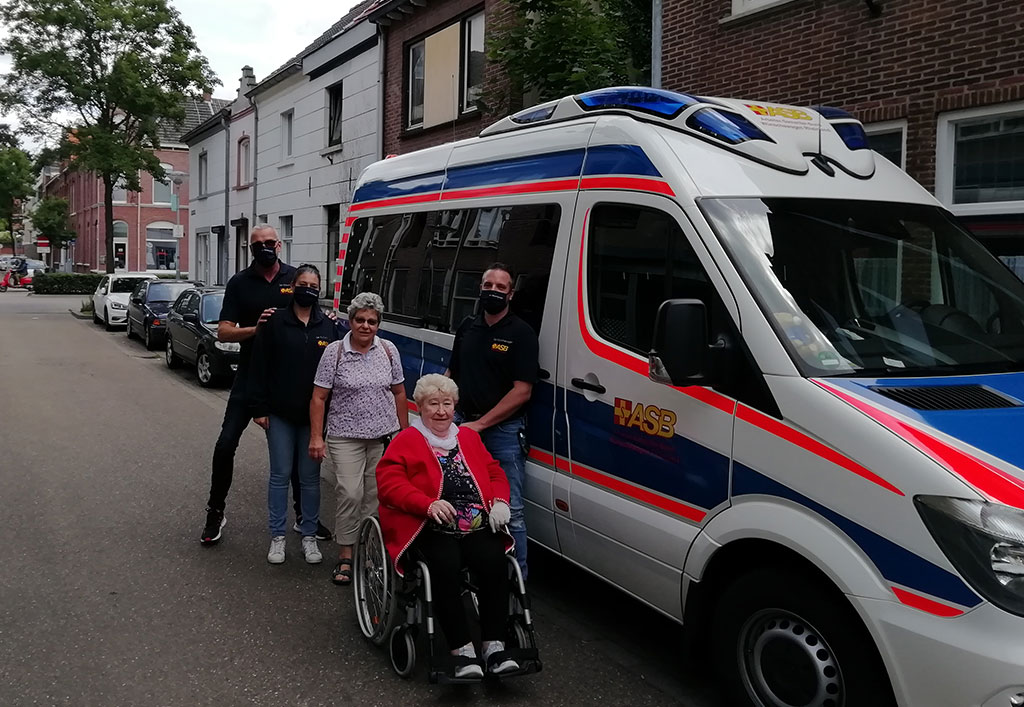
[571,377,606,394]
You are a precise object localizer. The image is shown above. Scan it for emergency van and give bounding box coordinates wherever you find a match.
[338,87,1024,706]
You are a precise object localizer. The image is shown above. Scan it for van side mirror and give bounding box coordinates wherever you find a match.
[648,299,712,387]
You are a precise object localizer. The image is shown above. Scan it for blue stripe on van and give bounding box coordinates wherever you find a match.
[351,170,446,204]
[582,144,662,178]
[443,149,587,191]
[733,464,981,609]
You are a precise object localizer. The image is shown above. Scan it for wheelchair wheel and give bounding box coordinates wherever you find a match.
[510,617,530,650]
[389,626,417,679]
[353,516,398,645]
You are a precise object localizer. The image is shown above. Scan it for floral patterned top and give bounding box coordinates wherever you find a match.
[432,447,488,535]
[313,333,404,439]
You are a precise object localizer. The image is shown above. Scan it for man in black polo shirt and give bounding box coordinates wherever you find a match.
[446,263,538,578]
[199,225,332,545]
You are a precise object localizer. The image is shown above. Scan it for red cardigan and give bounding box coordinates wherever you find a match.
[376,426,513,576]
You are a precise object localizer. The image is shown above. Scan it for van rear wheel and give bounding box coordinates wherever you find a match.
[711,567,895,707]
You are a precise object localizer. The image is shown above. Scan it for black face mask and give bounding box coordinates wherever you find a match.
[250,243,278,268]
[479,289,509,315]
[293,285,319,308]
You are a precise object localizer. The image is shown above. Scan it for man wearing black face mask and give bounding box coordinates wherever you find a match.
[199,226,333,546]
[446,263,538,578]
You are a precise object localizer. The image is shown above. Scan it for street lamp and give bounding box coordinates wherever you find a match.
[167,170,188,279]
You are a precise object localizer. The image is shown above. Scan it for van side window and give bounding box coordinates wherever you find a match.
[588,203,712,354]
[351,204,561,334]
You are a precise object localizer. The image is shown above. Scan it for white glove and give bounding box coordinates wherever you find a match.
[488,500,511,533]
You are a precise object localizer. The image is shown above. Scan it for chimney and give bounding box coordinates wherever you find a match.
[202,89,212,102]
[239,66,256,98]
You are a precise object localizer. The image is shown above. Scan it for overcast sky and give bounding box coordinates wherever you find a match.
[172,0,362,99]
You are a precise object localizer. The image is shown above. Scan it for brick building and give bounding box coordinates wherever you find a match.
[371,0,518,156]
[660,0,1024,269]
[43,96,229,273]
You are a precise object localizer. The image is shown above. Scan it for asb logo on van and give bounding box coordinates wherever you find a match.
[613,397,677,439]
[744,104,813,121]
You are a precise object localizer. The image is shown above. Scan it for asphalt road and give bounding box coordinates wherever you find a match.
[0,292,724,707]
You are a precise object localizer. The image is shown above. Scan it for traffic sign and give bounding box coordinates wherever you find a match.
[173,225,184,239]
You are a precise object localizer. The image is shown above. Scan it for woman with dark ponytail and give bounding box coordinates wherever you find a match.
[249,264,339,565]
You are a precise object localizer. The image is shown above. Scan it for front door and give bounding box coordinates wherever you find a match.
[558,193,739,619]
[196,233,208,284]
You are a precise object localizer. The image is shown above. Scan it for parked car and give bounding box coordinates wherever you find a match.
[164,286,238,387]
[92,273,157,330]
[126,279,201,350]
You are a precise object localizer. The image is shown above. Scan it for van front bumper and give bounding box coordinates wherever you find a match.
[852,596,1024,707]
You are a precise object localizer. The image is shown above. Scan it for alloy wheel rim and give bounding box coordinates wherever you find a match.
[738,608,844,707]
[198,353,211,382]
[144,326,150,348]
[165,337,173,364]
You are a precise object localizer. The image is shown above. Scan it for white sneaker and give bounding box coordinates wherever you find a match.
[483,640,519,675]
[452,642,484,679]
[301,536,323,564]
[267,536,286,564]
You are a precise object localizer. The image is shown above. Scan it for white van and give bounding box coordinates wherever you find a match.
[337,88,1024,707]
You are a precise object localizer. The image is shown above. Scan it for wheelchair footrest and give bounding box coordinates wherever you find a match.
[486,647,542,679]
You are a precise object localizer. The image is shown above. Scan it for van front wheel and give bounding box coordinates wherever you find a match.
[711,567,895,707]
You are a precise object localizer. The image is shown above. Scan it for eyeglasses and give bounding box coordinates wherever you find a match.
[352,315,379,326]
[251,240,278,249]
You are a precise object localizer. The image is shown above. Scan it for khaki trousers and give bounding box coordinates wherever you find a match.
[326,436,384,545]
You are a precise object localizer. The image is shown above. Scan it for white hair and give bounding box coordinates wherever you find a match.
[347,291,384,320]
[250,225,277,242]
[413,373,459,407]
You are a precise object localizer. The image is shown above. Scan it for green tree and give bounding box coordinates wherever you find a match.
[0,147,33,254]
[0,0,217,272]
[30,196,76,253]
[488,0,651,105]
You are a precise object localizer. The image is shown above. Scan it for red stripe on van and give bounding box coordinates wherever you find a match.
[528,448,555,466]
[341,232,350,244]
[814,380,1024,508]
[440,179,581,201]
[580,176,676,196]
[345,216,358,226]
[407,401,418,413]
[572,460,707,522]
[892,587,965,617]
[349,192,440,212]
[737,404,903,495]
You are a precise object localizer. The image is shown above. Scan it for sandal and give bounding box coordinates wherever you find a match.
[332,558,353,586]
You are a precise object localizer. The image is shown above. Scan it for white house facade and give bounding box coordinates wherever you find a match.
[248,2,381,302]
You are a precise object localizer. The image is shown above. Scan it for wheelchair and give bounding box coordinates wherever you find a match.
[352,515,542,683]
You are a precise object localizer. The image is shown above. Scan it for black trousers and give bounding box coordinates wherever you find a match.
[413,529,510,649]
[207,381,300,514]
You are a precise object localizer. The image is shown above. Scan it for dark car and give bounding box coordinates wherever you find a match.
[126,279,201,349]
[164,286,238,387]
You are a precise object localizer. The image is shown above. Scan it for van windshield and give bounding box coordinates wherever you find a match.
[700,197,1024,377]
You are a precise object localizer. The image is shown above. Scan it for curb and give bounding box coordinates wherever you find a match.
[68,309,93,320]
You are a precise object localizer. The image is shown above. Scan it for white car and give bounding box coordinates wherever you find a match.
[93,273,157,330]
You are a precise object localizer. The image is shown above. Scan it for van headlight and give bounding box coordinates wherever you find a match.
[916,496,1024,615]
[214,341,240,352]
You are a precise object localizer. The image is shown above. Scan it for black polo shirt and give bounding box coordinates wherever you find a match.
[449,312,539,420]
[218,261,298,377]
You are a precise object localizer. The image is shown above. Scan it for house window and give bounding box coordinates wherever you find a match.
[145,221,178,271]
[326,205,341,293]
[238,138,251,185]
[865,120,906,169]
[408,41,425,128]
[406,10,485,130]
[112,178,128,203]
[198,152,208,195]
[152,163,173,204]
[462,12,485,112]
[282,110,294,159]
[279,215,293,264]
[730,0,797,16]
[113,221,129,270]
[327,84,344,147]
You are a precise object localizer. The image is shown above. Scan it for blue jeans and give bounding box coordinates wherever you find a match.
[266,415,321,538]
[479,417,528,578]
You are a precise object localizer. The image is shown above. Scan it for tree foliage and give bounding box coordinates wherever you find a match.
[0,147,33,253]
[488,0,651,104]
[0,0,217,272]
[30,197,76,249]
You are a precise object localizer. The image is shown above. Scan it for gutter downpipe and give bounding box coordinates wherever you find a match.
[222,110,230,283]
[376,24,385,162]
[651,0,663,89]
[248,93,259,228]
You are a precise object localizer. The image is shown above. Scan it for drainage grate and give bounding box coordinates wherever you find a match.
[869,384,1022,410]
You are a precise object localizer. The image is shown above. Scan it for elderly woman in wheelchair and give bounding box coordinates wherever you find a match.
[353,373,540,682]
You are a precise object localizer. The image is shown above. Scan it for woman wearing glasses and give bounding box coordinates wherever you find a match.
[310,292,409,585]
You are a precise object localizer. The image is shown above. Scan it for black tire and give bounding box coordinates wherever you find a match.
[125,317,134,339]
[92,309,101,324]
[143,324,155,351]
[353,516,399,646]
[711,567,895,707]
[389,626,417,679]
[165,335,182,369]
[196,349,217,387]
[0,285,8,292]
[104,308,115,331]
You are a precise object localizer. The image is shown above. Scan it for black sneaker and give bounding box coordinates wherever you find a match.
[200,508,226,545]
[293,516,333,542]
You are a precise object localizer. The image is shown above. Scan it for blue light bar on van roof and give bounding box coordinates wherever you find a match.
[575,87,701,119]
[686,108,772,145]
[834,122,870,150]
[510,103,557,125]
[811,105,855,120]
